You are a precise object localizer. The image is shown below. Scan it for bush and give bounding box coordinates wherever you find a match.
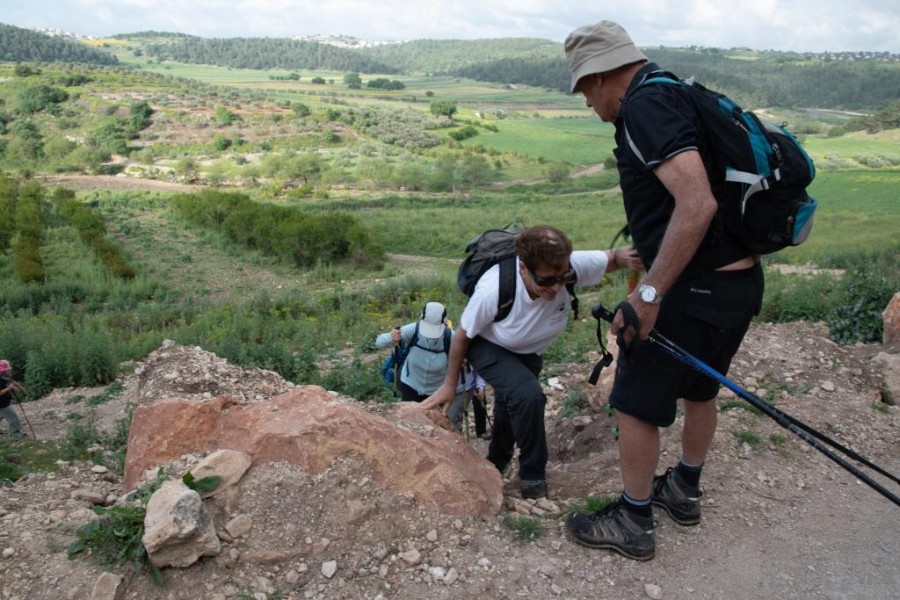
[17,84,68,114]
[448,125,478,141]
[54,192,136,279]
[827,268,895,344]
[759,249,899,344]
[172,190,385,268]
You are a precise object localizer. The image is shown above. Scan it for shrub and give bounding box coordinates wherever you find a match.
[171,190,384,268]
[17,84,69,114]
[54,191,136,279]
[448,125,478,141]
[214,105,240,125]
[827,267,895,344]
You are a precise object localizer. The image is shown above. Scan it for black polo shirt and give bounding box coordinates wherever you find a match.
[614,63,749,277]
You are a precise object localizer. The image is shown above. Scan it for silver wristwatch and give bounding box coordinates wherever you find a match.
[638,284,663,305]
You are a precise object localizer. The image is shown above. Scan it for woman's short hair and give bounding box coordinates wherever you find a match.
[516,225,573,270]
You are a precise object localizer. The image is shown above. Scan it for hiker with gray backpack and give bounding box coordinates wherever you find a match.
[419,225,641,500]
[375,302,457,403]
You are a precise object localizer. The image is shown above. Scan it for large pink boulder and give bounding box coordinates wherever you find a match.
[124,386,503,516]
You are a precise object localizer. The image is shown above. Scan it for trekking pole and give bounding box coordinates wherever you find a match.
[482,388,493,431]
[11,381,36,439]
[462,394,471,443]
[391,325,401,398]
[591,302,900,508]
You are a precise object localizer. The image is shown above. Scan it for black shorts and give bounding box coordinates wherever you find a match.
[610,263,764,427]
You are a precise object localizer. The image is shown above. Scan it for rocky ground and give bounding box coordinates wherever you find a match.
[1,320,898,600]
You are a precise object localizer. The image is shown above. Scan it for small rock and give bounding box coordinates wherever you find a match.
[644,583,663,599]
[821,381,835,392]
[225,514,253,538]
[90,465,108,474]
[321,560,337,579]
[90,572,123,600]
[444,567,459,585]
[399,549,421,565]
[535,498,559,512]
[426,529,438,542]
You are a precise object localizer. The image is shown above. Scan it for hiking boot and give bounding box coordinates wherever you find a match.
[566,502,655,561]
[478,432,492,441]
[651,467,702,526]
[11,431,27,439]
[520,479,547,499]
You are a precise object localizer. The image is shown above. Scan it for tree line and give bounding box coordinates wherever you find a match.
[140,34,899,111]
[146,37,398,73]
[0,23,118,65]
[445,49,899,111]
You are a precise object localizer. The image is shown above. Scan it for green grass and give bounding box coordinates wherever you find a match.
[462,115,614,166]
[501,514,545,540]
[719,399,763,415]
[569,494,617,514]
[803,129,900,165]
[762,170,900,266]
[2,58,898,406]
[732,430,762,446]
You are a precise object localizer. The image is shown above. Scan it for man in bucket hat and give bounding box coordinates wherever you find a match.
[563,21,764,560]
[0,360,27,438]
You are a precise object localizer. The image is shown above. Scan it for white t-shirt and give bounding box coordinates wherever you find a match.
[460,250,610,355]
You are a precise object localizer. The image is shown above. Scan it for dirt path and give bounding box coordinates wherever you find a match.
[40,174,198,193]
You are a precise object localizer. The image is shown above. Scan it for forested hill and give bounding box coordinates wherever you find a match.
[363,38,560,73]
[2,24,897,111]
[443,46,900,111]
[0,24,118,65]
[145,37,398,74]
[137,34,898,110]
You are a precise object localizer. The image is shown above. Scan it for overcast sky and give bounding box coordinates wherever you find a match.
[4,0,899,52]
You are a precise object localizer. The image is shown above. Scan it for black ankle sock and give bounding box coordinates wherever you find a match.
[676,460,703,488]
[621,493,653,519]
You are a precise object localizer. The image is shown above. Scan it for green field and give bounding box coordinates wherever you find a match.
[462,115,613,166]
[0,54,898,403]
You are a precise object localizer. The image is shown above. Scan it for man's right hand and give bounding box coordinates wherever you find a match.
[391,326,401,345]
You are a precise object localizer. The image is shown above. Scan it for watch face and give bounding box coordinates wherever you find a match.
[640,285,657,303]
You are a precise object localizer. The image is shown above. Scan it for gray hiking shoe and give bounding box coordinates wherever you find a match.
[651,467,702,526]
[566,501,655,561]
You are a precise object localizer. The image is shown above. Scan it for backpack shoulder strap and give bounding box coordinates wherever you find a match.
[410,321,419,349]
[495,256,517,322]
[567,281,579,320]
[442,328,452,354]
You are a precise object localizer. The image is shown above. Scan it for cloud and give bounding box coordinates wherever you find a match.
[3,0,898,51]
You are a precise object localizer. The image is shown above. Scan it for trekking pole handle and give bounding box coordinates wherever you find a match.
[591,303,616,324]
